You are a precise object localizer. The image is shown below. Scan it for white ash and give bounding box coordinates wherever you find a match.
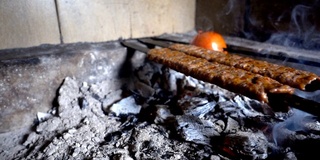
[108,96,141,116]
[36,112,54,123]
[13,77,125,159]
[2,60,320,159]
[2,75,217,159]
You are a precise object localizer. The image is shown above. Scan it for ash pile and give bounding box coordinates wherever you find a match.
[7,60,320,159]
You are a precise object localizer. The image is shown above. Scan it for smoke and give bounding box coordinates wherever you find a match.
[223,0,235,15]
[196,17,214,32]
[291,5,312,36]
[237,0,320,50]
[294,89,320,104]
[197,0,320,50]
[272,108,316,146]
[265,3,320,50]
[239,0,269,41]
[196,0,241,33]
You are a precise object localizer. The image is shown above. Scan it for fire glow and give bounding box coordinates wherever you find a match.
[191,31,227,52]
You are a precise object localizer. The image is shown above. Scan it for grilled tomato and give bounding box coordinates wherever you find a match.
[191,31,227,53]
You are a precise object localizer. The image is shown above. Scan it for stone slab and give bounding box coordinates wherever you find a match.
[0,0,60,49]
[57,0,195,43]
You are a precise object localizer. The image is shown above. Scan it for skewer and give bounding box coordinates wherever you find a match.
[121,40,320,117]
[139,38,320,91]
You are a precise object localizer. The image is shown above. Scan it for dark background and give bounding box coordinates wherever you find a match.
[196,0,320,50]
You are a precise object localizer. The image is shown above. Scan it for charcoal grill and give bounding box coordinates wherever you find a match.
[1,32,320,160]
[1,0,320,159]
[121,37,320,116]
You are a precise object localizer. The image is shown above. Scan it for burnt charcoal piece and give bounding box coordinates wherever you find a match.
[178,93,217,118]
[169,44,320,91]
[222,131,268,159]
[103,131,123,143]
[148,48,294,105]
[175,115,221,145]
[223,117,240,134]
[78,97,89,109]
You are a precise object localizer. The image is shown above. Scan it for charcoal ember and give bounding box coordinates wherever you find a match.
[136,63,160,86]
[234,96,265,115]
[216,95,264,119]
[186,101,217,118]
[248,100,275,116]
[163,68,186,93]
[131,80,155,98]
[212,120,226,133]
[222,131,268,159]
[176,115,220,145]
[126,63,161,102]
[107,96,141,116]
[102,89,122,111]
[154,105,174,124]
[179,95,217,118]
[223,117,240,134]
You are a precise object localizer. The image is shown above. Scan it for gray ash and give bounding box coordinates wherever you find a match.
[1,59,320,160]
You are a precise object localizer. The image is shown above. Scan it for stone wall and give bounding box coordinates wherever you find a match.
[0,0,195,50]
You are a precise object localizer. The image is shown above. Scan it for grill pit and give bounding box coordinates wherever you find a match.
[1,33,320,159]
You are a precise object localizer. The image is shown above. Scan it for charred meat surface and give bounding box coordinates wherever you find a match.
[169,44,320,91]
[147,48,294,104]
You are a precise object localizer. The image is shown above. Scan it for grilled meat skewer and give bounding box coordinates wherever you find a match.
[148,48,294,104]
[122,40,320,116]
[169,44,320,91]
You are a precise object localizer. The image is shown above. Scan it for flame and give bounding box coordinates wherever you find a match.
[211,42,219,51]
